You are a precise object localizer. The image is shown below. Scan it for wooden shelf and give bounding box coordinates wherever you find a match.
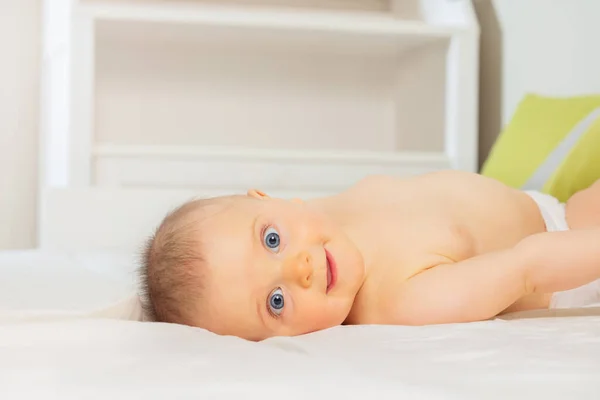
[93,144,450,164]
[82,1,461,56]
[92,144,452,191]
[39,0,480,191]
[81,1,461,36]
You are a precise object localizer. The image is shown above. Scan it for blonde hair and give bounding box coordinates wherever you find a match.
[139,199,207,325]
[138,195,247,325]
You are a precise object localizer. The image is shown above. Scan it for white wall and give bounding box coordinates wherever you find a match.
[476,0,600,165]
[0,0,40,249]
[3,1,600,249]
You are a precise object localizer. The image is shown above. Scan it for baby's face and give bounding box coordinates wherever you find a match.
[196,191,365,341]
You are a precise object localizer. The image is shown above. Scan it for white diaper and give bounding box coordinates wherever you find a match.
[523,190,568,232]
[524,190,600,309]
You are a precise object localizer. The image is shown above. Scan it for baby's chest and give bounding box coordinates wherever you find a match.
[360,211,475,269]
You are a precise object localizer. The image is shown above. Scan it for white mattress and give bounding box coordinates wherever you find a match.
[1,250,600,399]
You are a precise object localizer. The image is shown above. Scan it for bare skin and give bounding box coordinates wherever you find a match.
[566,179,600,229]
[192,171,600,341]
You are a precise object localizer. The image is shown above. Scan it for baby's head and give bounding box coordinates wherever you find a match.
[139,189,365,341]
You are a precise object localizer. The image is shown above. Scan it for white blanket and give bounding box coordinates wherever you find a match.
[1,250,600,399]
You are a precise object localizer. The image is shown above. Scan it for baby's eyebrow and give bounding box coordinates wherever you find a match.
[252,214,260,239]
[250,214,260,245]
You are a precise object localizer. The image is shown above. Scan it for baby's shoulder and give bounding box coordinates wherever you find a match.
[349,170,479,193]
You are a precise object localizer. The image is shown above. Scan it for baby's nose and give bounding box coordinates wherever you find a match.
[283,251,313,289]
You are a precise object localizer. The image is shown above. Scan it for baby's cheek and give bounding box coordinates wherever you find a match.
[295,217,322,241]
[295,297,341,333]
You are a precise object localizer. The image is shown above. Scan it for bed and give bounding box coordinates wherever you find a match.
[2,188,600,399]
[6,0,596,397]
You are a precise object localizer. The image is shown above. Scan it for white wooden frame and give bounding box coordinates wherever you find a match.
[38,0,479,250]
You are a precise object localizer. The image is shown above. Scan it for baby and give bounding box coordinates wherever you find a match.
[139,170,600,341]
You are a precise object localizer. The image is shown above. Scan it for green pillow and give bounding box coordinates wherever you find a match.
[481,94,600,202]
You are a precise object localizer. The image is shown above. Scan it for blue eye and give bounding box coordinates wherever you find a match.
[263,227,280,252]
[268,288,285,316]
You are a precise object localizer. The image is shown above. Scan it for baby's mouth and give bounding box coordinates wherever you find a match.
[325,248,337,293]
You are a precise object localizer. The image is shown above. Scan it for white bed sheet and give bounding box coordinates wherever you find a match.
[1,250,600,399]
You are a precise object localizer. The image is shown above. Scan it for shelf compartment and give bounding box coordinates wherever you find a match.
[94,12,450,154]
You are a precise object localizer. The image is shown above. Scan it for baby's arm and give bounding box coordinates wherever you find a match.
[390,228,600,325]
[520,228,600,294]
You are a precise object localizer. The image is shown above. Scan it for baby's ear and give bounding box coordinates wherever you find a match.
[247,189,270,200]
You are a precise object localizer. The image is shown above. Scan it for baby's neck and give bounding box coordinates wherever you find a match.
[306,193,360,233]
